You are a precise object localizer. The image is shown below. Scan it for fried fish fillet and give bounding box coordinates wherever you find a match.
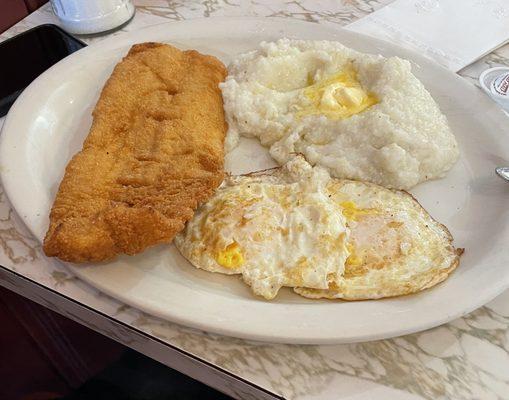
[43,42,227,263]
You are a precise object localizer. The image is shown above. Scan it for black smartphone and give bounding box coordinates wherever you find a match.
[0,24,86,117]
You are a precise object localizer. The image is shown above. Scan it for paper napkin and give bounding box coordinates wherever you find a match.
[346,0,509,71]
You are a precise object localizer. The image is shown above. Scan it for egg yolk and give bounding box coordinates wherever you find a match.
[216,242,244,269]
[345,242,363,267]
[297,63,378,120]
[340,201,378,221]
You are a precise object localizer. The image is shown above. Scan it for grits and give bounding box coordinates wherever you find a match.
[220,39,459,190]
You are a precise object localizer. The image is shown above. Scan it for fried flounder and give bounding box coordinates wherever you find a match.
[43,42,227,263]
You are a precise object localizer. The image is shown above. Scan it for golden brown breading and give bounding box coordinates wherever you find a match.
[43,42,227,263]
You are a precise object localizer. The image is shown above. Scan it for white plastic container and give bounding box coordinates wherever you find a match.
[50,0,135,35]
[479,67,509,113]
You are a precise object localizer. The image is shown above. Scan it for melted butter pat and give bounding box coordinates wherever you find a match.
[297,64,378,120]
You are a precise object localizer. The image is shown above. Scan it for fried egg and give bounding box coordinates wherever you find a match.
[175,158,462,301]
[294,180,463,300]
[174,157,350,300]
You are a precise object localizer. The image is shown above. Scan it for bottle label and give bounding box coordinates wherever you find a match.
[492,72,509,96]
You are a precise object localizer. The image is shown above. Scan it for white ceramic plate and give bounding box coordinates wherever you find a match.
[2,18,509,344]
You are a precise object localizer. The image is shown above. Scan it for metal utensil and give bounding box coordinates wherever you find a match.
[496,167,509,182]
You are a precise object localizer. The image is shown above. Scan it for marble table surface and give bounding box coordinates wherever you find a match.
[1,1,509,399]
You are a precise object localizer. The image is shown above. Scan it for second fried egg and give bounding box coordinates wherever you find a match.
[295,179,463,300]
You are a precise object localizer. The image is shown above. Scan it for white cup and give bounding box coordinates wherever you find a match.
[50,0,135,35]
[479,67,509,113]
